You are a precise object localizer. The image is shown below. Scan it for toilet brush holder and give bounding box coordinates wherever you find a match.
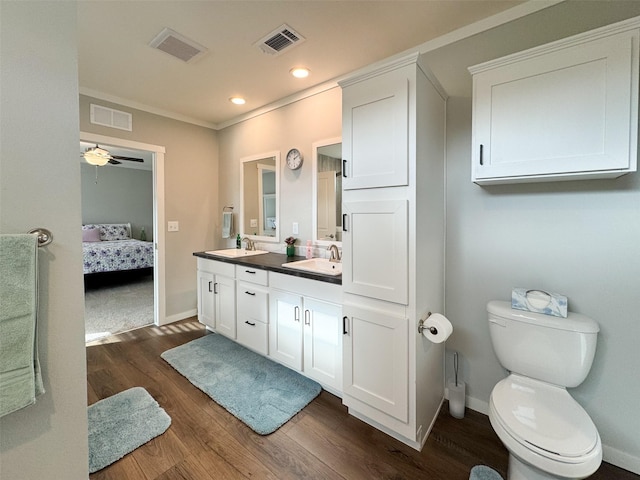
[448,379,466,419]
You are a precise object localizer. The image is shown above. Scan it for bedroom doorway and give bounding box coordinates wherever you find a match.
[80,132,166,342]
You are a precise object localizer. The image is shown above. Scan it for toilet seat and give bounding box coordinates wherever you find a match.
[490,375,602,478]
[491,375,598,459]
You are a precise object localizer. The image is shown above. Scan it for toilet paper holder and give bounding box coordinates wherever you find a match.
[418,312,438,335]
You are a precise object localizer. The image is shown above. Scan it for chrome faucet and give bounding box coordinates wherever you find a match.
[242,236,255,251]
[327,244,341,263]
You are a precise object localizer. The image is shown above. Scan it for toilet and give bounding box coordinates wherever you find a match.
[487,300,602,480]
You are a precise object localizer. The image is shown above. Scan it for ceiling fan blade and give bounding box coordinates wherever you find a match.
[108,159,122,165]
[110,155,144,162]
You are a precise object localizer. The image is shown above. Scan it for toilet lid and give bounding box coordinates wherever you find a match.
[491,375,598,458]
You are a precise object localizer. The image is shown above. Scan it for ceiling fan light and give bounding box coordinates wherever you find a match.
[84,151,109,166]
[83,148,110,166]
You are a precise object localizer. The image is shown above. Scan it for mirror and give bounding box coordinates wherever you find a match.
[240,152,280,242]
[312,138,342,245]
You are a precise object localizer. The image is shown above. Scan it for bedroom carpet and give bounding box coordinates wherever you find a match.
[88,386,171,473]
[161,333,322,435]
[84,273,153,343]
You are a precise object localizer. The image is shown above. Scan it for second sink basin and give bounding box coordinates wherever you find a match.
[281,258,342,276]
[206,248,269,258]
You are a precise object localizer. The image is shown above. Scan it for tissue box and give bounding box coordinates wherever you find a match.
[511,288,568,318]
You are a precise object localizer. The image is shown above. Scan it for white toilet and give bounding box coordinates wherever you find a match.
[487,300,602,480]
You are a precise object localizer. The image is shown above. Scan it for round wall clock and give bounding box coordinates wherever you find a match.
[286,148,303,170]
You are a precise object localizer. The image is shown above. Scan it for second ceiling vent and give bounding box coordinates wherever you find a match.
[149,27,208,63]
[255,24,305,56]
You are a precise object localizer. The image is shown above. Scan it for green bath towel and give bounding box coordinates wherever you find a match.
[0,234,44,417]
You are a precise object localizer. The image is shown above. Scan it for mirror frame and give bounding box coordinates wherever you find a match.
[312,137,342,247]
[240,151,281,243]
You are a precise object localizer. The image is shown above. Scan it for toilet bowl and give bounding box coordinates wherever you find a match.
[486,301,602,480]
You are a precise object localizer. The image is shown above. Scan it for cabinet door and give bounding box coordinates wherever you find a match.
[342,66,410,189]
[303,298,342,392]
[343,304,409,422]
[214,275,236,339]
[197,270,215,329]
[269,290,303,370]
[342,199,408,304]
[472,29,638,184]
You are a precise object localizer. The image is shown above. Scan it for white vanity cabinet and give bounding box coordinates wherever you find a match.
[470,18,639,185]
[339,52,446,449]
[269,273,343,394]
[196,258,236,338]
[235,266,269,355]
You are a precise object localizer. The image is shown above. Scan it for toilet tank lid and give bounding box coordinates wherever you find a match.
[487,301,599,334]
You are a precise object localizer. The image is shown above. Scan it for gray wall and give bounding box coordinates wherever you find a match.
[0,2,89,478]
[81,163,153,241]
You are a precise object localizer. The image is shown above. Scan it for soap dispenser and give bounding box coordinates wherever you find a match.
[305,240,313,259]
[236,234,241,249]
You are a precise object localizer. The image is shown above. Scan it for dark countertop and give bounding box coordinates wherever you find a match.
[193,251,342,285]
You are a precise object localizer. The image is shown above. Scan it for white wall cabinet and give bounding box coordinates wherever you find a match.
[470,20,639,185]
[269,273,343,394]
[196,258,236,338]
[338,52,446,449]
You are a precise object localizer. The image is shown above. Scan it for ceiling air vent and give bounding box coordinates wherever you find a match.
[149,27,208,63]
[255,24,305,56]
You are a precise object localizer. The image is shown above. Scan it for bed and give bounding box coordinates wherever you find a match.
[82,223,154,274]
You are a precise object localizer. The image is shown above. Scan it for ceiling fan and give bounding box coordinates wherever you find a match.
[82,144,144,166]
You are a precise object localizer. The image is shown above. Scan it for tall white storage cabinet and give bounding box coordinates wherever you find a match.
[339,53,447,449]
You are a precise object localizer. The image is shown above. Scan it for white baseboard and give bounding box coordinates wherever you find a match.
[161,309,197,325]
[602,445,640,475]
[454,392,640,475]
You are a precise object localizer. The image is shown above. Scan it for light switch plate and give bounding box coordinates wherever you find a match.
[250,218,258,228]
[292,222,299,234]
[168,221,179,232]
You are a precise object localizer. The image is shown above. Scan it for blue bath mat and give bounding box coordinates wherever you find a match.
[161,333,321,435]
[88,387,171,473]
[470,465,504,480]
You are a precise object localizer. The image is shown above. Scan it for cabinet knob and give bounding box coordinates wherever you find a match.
[342,159,347,178]
[304,310,311,326]
[245,320,256,326]
[343,316,349,335]
[479,144,484,166]
[244,291,256,296]
[294,305,300,322]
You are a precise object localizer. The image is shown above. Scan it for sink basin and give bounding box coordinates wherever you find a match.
[281,258,342,276]
[206,249,269,258]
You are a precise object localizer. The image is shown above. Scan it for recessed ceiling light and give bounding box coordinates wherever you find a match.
[229,97,246,105]
[290,67,310,79]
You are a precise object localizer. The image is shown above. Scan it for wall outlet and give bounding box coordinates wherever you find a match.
[292,222,299,234]
[167,221,179,232]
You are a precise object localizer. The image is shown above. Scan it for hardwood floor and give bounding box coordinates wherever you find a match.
[87,318,638,480]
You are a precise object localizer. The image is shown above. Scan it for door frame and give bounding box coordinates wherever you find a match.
[80,131,167,325]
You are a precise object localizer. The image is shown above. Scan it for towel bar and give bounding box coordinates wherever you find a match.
[27,228,53,247]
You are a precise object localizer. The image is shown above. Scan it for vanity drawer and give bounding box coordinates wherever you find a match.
[236,317,268,355]
[236,266,268,286]
[236,281,269,323]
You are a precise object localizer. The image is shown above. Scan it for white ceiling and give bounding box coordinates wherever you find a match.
[77,1,523,129]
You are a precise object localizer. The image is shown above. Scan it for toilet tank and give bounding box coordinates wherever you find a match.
[487,300,599,387]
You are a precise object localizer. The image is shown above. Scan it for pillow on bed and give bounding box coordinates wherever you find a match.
[83,223,131,241]
[82,228,101,242]
[99,224,131,241]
